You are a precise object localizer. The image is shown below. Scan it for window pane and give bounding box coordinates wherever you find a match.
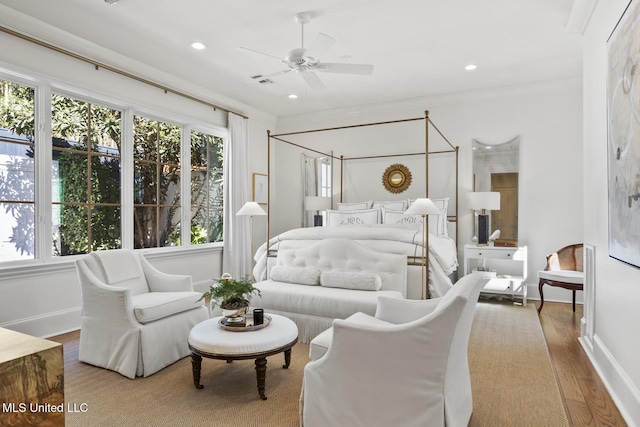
[160,164,180,206]
[57,151,88,202]
[91,205,121,251]
[0,202,34,261]
[92,156,120,204]
[134,162,157,204]
[0,79,35,261]
[56,204,88,256]
[133,116,157,161]
[134,206,156,249]
[52,96,88,150]
[159,206,180,247]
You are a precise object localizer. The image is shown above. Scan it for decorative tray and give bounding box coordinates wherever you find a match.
[219,315,271,332]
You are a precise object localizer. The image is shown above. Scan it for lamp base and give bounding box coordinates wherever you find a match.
[313,214,323,227]
[478,214,489,245]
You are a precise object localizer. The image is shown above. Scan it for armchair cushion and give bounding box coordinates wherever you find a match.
[538,270,584,284]
[132,291,204,324]
[90,250,149,295]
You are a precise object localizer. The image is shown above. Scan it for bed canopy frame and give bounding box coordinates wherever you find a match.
[265,110,459,296]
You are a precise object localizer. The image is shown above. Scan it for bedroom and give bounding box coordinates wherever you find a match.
[0,0,638,425]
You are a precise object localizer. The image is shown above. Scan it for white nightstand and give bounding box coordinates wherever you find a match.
[463,244,528,306]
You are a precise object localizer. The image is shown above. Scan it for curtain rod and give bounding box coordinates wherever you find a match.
[0,24,248,119]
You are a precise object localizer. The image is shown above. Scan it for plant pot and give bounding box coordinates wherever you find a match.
[221,305,249,323]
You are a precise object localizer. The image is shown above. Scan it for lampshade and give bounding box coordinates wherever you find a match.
[305,196,331,211]
[467,192,500,211]
[404,198,442,215]
[236,202,267,216]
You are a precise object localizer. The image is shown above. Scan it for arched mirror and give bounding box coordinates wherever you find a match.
[472,136,520,245]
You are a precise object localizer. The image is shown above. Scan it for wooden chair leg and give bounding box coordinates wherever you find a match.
[572,290,576,312]
[537,280,545,314]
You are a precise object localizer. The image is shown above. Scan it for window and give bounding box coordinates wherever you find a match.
[133,115,181,248]
[0,75,226,265]
[51,95,122,256]
[0,79,36,261]
[190,130,224,244]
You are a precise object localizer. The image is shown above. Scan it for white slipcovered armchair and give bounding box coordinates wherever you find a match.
[75,249,208,379]
[303,273,484,427]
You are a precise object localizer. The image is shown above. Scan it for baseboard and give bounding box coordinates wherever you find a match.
[0,307,81,338]
[579,333,640,427]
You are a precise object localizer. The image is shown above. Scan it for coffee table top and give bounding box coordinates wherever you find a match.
[188,313,298,357]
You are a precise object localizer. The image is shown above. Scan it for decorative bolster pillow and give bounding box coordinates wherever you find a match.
[269,265,321,286]
[320,271,382,291]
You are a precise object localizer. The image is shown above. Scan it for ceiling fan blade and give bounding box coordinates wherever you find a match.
[236,46,283,62]
[317,63,374,75]
[304,33,336,62]
[301,71,327,91]
[263,69,293,79]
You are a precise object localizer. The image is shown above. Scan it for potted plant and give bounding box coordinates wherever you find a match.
[198,273,261,322]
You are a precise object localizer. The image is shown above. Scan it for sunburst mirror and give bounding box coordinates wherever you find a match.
[382,163,412,194]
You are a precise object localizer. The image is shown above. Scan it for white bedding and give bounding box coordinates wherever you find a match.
[253,224,458,298]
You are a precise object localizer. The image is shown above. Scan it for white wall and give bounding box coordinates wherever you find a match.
[0,18,276,338]
[271,79,583,303]
[583,1,640,424]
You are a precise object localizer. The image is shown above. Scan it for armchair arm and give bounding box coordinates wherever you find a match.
[303,296,465,427]
[76,259,140,328]
[139,255,193,292]
[375,295,440,324]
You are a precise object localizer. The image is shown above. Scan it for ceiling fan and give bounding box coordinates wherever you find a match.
[238,13,374,91]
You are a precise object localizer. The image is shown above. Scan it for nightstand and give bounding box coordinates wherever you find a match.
[463,244,528,306]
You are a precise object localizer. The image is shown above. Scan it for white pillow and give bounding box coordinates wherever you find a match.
[326,209,380,226]
[372,200,407,211]
[269,265,321,286]
[407,197,449,237]
[381,208,422,228]
[337,201,373,210]
[320,271,382,291]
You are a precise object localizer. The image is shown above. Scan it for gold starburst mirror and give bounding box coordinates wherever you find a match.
[382,163,412,194]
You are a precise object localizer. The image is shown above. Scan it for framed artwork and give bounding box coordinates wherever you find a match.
[607,0,640,268]
[253,173,268,204]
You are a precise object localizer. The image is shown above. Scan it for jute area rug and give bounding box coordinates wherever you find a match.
[56,301,568,427]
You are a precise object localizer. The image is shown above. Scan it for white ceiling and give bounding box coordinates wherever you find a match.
[0,0,584,118]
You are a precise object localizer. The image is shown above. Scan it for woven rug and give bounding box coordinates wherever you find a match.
[55,301,567,427]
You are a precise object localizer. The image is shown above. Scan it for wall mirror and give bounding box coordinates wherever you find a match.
[472,136,520,245]
[302,153,333,227]
[382,163,412,194]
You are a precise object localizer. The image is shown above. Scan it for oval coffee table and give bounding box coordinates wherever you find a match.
[188,313,298,400]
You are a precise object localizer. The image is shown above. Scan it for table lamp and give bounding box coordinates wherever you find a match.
[236,202,267,267]
[467,192,500,246]
[305,196,331,227]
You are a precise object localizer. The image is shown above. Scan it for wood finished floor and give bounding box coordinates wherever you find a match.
[538,301,627,427]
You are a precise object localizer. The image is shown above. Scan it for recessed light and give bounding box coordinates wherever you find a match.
[190,41,206,50]
[465,64,477,71]
[288,94,298,99]
[104,0,119,4]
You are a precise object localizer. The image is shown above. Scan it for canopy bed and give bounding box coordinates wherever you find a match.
[257,110,460,300]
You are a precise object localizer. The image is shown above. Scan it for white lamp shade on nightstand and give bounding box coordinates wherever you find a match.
[236,202,267,216]
[467,192,500,212]
[305,196,331,211]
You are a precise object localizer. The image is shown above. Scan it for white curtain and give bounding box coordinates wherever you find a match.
[222,113,251,280]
